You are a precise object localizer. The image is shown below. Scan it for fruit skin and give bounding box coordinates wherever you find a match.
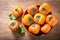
[27,5,38,16]
[41,24,51,33]
[8,20,19,31]
[39,3,51,15]
[34,13,46,25]
[46,14,58,26]
[28,24,40,34]
[12,6,23,17]
[22,14,33,26]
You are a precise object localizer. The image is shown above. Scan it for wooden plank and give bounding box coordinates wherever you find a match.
[0,0,60,40]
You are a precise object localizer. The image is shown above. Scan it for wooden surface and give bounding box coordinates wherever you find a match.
[0,0,60,40]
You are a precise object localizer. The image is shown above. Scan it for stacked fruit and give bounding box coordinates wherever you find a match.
[22,3,57,35]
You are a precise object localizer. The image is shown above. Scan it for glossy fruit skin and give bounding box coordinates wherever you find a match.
[39,3,51,15]
[8,20,19,31]
[12,6,23,17]
[41,24,51,33]
[34,13,46,25]
[22,14,33,26]
[46,14,58,26]
[28,24,40,34]
[27,5,38,16]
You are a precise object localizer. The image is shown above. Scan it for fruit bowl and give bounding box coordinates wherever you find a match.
[22,3,57,36]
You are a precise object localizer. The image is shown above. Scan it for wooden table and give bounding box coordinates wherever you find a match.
[0,0,60,40]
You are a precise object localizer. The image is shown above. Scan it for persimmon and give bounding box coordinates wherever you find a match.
[39,3,51,15]
[12,6,23,17]
[41,24,51,33]
[28,24,40,34]
[46,14,58,26]
[27,5,38,16]
[22,14,33,26]
[34,13,46,25]
[8,20,19,31]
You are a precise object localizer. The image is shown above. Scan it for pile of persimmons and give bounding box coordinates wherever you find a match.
[8,3,58,35]
[22,3,57,35]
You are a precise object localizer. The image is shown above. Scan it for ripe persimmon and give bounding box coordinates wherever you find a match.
[34,13,46,25]
[27,5,38,16]
[28,24,40,34]
[8,20,19,31]
[39,3,51,15]
[12,6,23,17]
[41,24,51,33]
[46,14,57,26]
[22,14,33,26]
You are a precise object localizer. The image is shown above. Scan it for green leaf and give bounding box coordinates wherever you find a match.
[32,8,36,14]
[49,17,52,21]
[36,15,40,21]
[32,24,35,28]
[17,27,21,33]
[9,14,16,20]
[28,17,32,23]
[42,8,46,12]
[20,26,25,33]
[17,25,25,33]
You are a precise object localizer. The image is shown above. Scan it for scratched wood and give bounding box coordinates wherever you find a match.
[0,0,60,40]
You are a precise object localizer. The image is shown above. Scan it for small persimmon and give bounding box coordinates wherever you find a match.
[27,5,38,16]
[46,14,58,26]
[34,13,46,25]
[8,20,19,31]
[41,24,51,33]
[22,14,33,26]
[28,24,40,34]
[12,6,23,17]
[39,3,51,15]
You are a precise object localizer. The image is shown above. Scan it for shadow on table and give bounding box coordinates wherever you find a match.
[11,15,25,40]
[12,30,25,40]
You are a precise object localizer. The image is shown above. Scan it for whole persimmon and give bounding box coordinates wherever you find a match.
[27,5,38,16]
[22,14,33,26]
[46,14,58,26]
[34,13,46,25]
[8,20,19,31]
[41,24,51,33]
[39,3,51,15]
[28,24,40,34]
[12,6,23,17]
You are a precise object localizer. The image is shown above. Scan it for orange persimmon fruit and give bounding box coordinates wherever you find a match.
[41,24,51,33]
[12,6,23,17]
[27,5,38,16]
[28,24,40,34]
[22,14,33,26]
[39,3,51,15]
[46,14,58,26]
[8,20,19,31]
[34,13,46,25]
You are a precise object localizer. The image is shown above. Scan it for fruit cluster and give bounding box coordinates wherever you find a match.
[8,6,25,33]
[22,3,57,35]
[8,3,58,35]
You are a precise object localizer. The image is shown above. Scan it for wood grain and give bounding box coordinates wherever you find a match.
[0,0,60,40]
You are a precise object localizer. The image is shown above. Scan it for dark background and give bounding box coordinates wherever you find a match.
[0,0,60,40]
